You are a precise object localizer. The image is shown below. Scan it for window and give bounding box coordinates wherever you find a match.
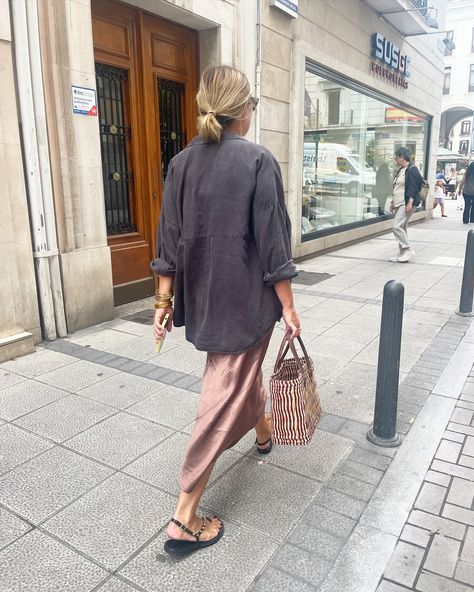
[460,140,469,154]
[444,30,454,56]
[461,121,471,136]
[302,62,429,241]
[446,141,453,151]
[327,91,340,125]
[469,65,474,92]
[443,67,451,95]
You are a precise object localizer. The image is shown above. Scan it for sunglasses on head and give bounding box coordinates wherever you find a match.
[249,96,259,111]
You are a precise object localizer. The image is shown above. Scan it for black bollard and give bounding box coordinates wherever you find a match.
[456,230,474,317]
[367,280,404,448]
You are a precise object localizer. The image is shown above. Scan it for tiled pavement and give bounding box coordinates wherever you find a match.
[0,201,474,591]
[378,365,474,592]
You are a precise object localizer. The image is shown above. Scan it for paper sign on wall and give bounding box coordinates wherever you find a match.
[71,86,97,116]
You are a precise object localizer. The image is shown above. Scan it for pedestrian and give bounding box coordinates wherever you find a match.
[389,147,423,262]
[433,179,448,217]
[436,169,447,184]
[151,65,300,556]
[458,162,474,224]
[456,168,465,211]
[446,167,457,199]
[372,161,392,215]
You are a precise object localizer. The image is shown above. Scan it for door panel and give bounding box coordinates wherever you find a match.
[141,13,197,262]
[91,0,197,304]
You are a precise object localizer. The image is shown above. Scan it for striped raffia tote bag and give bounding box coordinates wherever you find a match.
[270,335,322,446]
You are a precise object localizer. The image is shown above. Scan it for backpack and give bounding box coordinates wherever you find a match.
[419,180,429,203]
[407,164,427,206]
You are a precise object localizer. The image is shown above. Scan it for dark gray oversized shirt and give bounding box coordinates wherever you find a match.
[151,132,297,354]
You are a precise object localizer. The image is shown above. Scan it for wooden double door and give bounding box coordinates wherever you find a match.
[92,0,197,304]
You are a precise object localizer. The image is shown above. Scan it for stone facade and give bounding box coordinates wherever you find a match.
[0,0,446,359]
[0,0,40,361]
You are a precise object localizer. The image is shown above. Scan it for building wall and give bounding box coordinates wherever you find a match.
[1,0,447,360]
[443,0,474,117]
[260,0,445,258]
[0,0,41,361]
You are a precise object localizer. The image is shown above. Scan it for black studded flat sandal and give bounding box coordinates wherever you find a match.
[164,517,224,556]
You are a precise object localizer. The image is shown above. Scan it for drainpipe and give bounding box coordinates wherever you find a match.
[11,0,67,340]
[255,0,262,145]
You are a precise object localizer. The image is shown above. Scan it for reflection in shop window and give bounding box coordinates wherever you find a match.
[301,65,429,241]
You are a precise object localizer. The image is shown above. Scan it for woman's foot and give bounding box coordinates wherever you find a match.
[255,413,272,452]
[166,515,222,542]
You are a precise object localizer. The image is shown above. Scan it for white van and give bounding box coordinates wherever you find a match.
[303,142,376,196]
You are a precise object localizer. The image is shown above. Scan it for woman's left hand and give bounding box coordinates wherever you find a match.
[153,307,174,341]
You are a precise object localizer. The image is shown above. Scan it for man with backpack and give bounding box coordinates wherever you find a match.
[389,147,424,263]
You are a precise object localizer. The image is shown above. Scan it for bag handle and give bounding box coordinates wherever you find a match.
[274,334,311,374]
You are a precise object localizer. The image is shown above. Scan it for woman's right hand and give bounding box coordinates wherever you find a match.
[153,307,174,341]
[282,305,301,339]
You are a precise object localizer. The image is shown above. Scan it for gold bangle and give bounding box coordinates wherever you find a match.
[155,301,173,309]
[155,289,174,298]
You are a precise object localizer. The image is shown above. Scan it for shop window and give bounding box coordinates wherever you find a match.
[302,63,429,242]
[443,67,451,95]
[460,140,469,154]
[461,121,471,136]
[469,65,474,92]
[444,30,454,56]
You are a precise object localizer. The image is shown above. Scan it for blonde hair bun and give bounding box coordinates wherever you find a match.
[196,65,251,143]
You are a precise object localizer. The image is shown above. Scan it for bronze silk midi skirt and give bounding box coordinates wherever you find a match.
[179,330,273,493]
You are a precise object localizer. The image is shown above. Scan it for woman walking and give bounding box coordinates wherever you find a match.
[458,162,474,224]
[152,65,300,556]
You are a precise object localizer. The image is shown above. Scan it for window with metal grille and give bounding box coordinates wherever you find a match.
[443,67,451,95]
[158,79,185,183]
[95,63,136,235]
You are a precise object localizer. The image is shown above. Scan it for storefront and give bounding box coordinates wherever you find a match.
[301,61,431,242]
[259,0,444,259]
[1,0,445,361]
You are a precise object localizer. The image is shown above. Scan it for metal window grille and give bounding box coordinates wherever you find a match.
[95,63,136,235]
[158,79,185,183]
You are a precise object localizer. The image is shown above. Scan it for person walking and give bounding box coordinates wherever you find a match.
[433,179,448,217]
[458,162,474,224]
[389,147,423,263]
[151,65,300,556]
[446,167,457,199]
[372,162,392,215]
[456,168,465,211]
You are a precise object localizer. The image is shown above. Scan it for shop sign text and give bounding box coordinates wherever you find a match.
[370,33,411,90]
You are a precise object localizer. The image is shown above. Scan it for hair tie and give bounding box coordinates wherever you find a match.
[207,110,215,115]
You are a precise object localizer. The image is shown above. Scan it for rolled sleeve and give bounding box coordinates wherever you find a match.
[252,151,297,286]
[150,162,180,277]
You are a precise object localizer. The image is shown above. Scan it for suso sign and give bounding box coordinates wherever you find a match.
[371,33,411,89]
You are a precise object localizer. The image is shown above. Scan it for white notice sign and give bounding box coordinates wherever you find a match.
[269,0,298,18]
[71,86,97,116]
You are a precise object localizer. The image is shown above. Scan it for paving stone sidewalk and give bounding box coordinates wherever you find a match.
[378,365,474,592]
[0,200,473,591]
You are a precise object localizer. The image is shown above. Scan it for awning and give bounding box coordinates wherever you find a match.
[437,147,470,162]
